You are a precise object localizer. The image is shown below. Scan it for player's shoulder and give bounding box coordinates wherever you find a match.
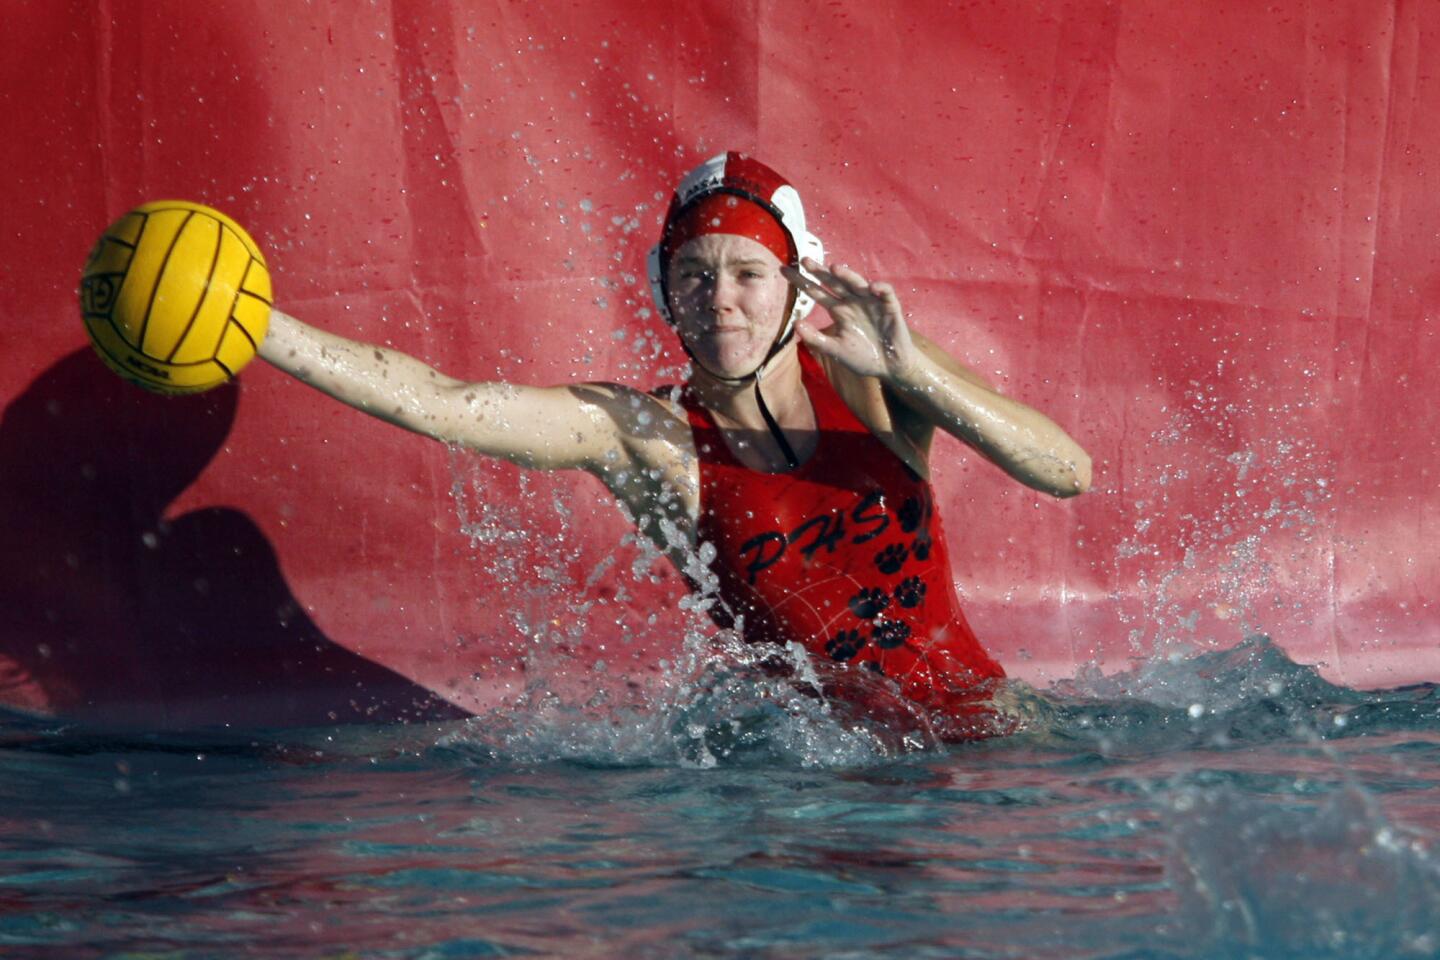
[808,348,934,479]
[572,381,691,444]
[810,350,885,422]
[571,380,681,412]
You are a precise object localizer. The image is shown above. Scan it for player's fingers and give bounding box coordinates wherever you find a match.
[869,281,903,314]
[801,258,879,303]
[797,257,851,292]
[795,320,834,349]
[782,264,842,309]
[828,262,873,294]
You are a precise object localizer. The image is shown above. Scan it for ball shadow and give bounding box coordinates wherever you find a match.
[0,349,468,729]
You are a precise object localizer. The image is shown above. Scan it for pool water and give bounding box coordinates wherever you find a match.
[2,636,1438,959]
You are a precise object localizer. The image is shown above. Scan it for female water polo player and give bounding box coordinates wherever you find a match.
[260,153,1092,740]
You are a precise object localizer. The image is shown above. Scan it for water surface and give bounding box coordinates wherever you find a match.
[2,637,1438,959]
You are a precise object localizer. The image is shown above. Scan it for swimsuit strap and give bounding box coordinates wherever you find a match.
[679,382,745,470]
[794,347,870,436]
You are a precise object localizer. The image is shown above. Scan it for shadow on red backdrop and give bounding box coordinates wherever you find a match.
[0,350,467,727]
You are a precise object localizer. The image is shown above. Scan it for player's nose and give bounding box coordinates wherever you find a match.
[705,273,739,311]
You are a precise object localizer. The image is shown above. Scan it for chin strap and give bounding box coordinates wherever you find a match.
[752,360,800,470]
[680,327,802,471]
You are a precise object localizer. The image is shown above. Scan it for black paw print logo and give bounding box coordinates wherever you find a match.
[848,587,890,619]
[874,543,909,574]
[826,629,866,662]
[898,497,924,533]
[893,576,927,609]
[912,531,932,561]
[871,620,912,649]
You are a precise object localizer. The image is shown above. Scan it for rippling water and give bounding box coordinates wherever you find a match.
[2,637,1438,959]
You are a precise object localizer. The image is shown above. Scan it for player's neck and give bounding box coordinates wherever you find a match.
[689,345,810,432]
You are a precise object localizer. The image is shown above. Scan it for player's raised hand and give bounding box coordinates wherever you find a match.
[783,258,922,382]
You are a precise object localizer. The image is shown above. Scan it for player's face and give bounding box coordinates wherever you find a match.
[666,234,792,380]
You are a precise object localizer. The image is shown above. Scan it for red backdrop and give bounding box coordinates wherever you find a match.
[3,0,1437,726]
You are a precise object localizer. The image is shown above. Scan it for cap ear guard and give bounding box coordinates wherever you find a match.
[788,230,825,324]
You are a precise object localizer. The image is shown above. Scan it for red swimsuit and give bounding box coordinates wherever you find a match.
[681,347,1006,739]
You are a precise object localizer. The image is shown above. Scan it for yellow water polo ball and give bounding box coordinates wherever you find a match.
[79,200,272,395]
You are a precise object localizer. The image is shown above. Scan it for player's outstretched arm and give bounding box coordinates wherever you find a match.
[259,309,627,472]
[785,260,1092,498]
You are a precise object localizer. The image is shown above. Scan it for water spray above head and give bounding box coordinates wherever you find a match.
[647,152,826,366]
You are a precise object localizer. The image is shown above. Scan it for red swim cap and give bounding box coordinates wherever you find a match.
[659,191,792,267]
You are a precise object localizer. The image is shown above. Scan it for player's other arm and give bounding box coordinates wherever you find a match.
[260,309,623,472]
[897,331,1092,498]
[787,260,1091,498]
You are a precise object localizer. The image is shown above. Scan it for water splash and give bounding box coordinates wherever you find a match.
[1110,378,1336,665]
[1027,635,1440,755]
[438,626,1440,779]
[440,631,938,769]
